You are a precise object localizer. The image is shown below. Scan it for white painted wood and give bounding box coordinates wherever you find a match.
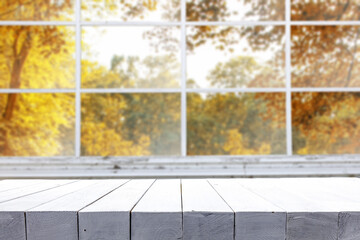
[0,180,44,193]
[238,178,360,240]
[276,178,360,240]
[338,212,360,240]
[0,180,95,240]
[209,179,286,240]
[79,179,155,240]
[275,178,360,211]
[182,179,234,240]
[2,155,360,178]
[26,180,127,240]
[131,179,182,240]
[0,180,74,203]
[237,179,338,240]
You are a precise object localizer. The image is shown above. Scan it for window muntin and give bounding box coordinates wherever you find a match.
[0,0,359,158]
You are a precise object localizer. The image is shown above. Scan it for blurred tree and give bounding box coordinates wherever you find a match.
[291,0,360,21]
[0,1,75,156]
[1,0,360,156]
[292,25,360,87]
[292,92,360,154]
[187,92,286,155]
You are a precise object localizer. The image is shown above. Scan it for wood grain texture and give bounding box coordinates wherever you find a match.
[235,212,286,240]
[0,181,95,240]
[1,178,360,240]
[338,212,360,240]
[26,180,127,240]
[0,180,73,203]
[0,212,25,240]
[238,179,340,240]
[0,180,43,193]
[79,179,154,240]
[287,212,338,240]
[182,179,234,240]
[131,179,182,240]
[209,179,286,240]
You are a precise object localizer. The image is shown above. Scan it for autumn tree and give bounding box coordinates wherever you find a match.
[0,1,76,156]
[292,25,360,87]
[291,0,360,21]
[292,92,360,154]
[187,92,286,155]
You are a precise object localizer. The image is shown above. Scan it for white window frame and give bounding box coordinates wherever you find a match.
[0,0,360,178]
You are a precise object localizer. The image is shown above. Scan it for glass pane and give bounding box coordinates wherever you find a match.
[0,0,74,21]
[187,92,286,155]
[292,25,360,87]
[82,0,180,22]
[82,26,181,88]
[187,0,285,21]
[292,92,360,154]
[0,93,75,156]
[0,26,75,89]
[187,26,285,88]
[81,93,181,156]
[292,0,360,21]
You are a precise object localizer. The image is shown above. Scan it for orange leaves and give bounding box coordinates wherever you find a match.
[291,0,360,21]
[292,25,360,87]
[292,92,360,154]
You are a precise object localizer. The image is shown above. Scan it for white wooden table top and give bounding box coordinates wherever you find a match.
[0,178,360,240]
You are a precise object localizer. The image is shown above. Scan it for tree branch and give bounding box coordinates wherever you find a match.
[345,27,360,87]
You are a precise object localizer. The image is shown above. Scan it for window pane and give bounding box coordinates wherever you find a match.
[0,0,74,21]
[292,92,360,154]
[187,92,286,155]
[81,93,181,156]
[187,26,285,88]
[82,26,181,88]
[292,0,360,21]
[0,93,75,156]
[0,26,75,89]
[186,0,285,21]
[292,25,360,87]
[82,0,180,22]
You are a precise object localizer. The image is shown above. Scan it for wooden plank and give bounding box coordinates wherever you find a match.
[0,180,44,193]
[318,178,360,240]
[238,178,360,240]
[26,180,127,240]
[338,212,360,240]
[79,179,154,240]
[131,179,182,240]
[0,180,74,203]
[209,179,286,240]
[182,179,234,240]
[277,178,360,240]
[237,179,338,240]
[0,180,96,240]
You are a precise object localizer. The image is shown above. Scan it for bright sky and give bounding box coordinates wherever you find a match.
[83,25,283,88]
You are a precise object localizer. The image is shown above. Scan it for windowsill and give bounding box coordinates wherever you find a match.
[1,155,360,178]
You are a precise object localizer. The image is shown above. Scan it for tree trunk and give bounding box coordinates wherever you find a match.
[0,30,32,155]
